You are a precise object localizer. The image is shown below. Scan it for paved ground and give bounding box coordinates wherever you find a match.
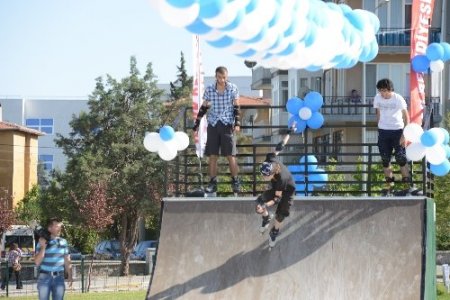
[148,197,428,300]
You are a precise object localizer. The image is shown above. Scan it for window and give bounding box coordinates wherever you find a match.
[313,134,330,163]
[26,118,54,134]
[38,155,54,171]
[332,130,344,161]
[314,77,322,94]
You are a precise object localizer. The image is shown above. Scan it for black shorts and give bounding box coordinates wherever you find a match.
[377,129,405,159]
[261,189,293,218]
[205,121,237,156]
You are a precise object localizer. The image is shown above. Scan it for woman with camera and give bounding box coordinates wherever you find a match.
[1,243,23,290]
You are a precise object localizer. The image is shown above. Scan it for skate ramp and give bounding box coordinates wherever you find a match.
[147,197,435,300]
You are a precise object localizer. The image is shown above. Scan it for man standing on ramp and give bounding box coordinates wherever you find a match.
[255,129,296,249]
[192,66,241,194]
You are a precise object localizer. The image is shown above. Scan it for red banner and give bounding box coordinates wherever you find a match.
[409,0,435,125]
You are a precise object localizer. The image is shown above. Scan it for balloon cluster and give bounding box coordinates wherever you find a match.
[143,125,190,161]
[411,42,450,73]
[404,123,450,176]
[286,91,324,132]
[150,0,380,69]
[288,155,328,195]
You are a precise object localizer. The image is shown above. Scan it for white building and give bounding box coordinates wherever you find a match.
[0,76,258,172]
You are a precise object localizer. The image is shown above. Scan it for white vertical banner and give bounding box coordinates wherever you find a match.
[192,35,207,158]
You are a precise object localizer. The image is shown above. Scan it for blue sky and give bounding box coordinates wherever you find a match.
[0,0,251,97]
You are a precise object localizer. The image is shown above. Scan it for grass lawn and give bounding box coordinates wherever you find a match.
[8,290,146,300]
[439,283,450,300]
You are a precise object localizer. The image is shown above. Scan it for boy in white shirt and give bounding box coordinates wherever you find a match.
[373,78,412,195]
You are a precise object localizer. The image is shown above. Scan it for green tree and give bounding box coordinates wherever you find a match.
[169,51,193,101]
[55,57,166,275]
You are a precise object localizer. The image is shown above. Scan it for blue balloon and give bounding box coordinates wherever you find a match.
[346,11,365,31]
[421,130,439,147]
[304,91,324,112]
[441,42,450,61]
[444,145,450,159]
[411,55,430,73]
[166,0,196,8]
[426,43,445,61]
[268,4,281,28]
[207,35,234,48]
[198,0,226,19]
[339,4,352,14]
[287,165,303,173]
[245,25,268,43]
[299,155,318,172]
[286,97,304,115]
[185,18,212,35]
[430,160,450,176]
[295,120,307,133]
[294,174,305,183]
[245,0,258,13]
[278,43,297,56]
[309,168,328,187]
[441,128,450,144]
[304,25,317,47]
[159,125,175,141]
[237,49,257,58]
[307,112,325,129]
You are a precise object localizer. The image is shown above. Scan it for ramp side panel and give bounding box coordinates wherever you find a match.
[149,199,424,300]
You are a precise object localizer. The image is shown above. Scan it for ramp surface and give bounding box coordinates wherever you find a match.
[147,197,433,300]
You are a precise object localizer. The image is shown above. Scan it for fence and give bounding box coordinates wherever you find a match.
[168,103,435,198]
[0,257,151,297]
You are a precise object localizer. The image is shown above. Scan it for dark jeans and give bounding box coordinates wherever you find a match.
[1,267,22,289]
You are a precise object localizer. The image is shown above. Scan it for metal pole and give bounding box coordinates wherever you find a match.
[81,255,85,293]
[362,62,368,195]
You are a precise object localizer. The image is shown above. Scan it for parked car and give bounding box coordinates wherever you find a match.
[94,240,121,260]
[69,246,82,260]
[130,240,158,261]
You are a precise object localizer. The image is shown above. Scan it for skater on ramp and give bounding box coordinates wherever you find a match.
[373,78,413,196]
[255,128,296,249]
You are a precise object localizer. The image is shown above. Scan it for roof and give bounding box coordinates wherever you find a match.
[0,121,45,136]
[238,96,270,106]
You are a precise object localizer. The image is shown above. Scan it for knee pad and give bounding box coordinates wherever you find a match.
[395,152,408,167]
[381,153,391,168]
[275,213,286,223]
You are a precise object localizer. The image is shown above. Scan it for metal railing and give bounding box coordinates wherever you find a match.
[0,258,150,297]
[168,106,435,198]
[377,27,441,47]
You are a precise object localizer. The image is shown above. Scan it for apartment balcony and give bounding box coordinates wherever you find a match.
[321,96,440,125]
[376,27,441,54]
[251,67,272,90]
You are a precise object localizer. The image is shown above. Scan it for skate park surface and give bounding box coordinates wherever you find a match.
[147,197,435,300]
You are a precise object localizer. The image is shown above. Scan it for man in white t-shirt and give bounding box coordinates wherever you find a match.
[373,78,411,195]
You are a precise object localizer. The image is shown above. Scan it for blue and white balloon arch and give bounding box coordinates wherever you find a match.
[150,0,380,69]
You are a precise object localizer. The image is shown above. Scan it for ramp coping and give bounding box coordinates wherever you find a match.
[163,196,428,202]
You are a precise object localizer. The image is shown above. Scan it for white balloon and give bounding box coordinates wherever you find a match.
[153,0,199,28]
[406,142,426,161]
[403,123,424,143]
[299,107,312,120]
[158,140,178,161]
[425,145,447,165]
[430,60,444,72]
[174,131,190,151]
[143,132,162,152]
[225,0,276,40]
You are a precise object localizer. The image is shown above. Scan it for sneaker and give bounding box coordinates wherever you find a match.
[259,214,272,233]
[269,228,279,248]
[205,178,217,193]
[231,177,241,193]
